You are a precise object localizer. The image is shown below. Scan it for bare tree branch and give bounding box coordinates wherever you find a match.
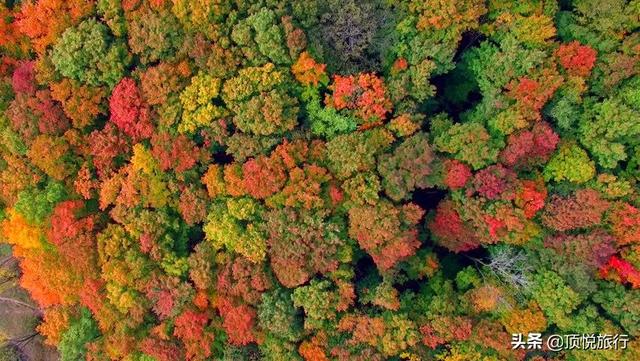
[0,297,42,315]
[0,255,16,269]
[468,247,533,296]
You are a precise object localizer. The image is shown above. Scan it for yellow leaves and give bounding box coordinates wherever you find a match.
[256,63,284,88]
[98,144,170,210]
[435,345,489,361]
[594,173,633,199]
[544,141,596,184]
[512,14,556,46]
[106,282,137,314]
[222,63,285,103]
[98,172,123,210]
[400,352,422,361]
[489,108,528,136]
[171,0,223,39]
[501,301,547,335]
[203,200,267,263]
[492,13,556,47]
[234,224,267,263]
[129,144,170,207]
[0,209,42,250]
[181,73,222,109]
[178,72,227,134]
[130,143,157,174]
[145,176,171,209]
[379,314,420,357]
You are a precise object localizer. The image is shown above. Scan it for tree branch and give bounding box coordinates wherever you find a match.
[0,255,15,268]
[0,297,42,315]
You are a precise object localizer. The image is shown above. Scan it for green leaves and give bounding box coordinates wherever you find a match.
[258,288,303,342]
[530,271,581,330]
[14,181,66,225]
[292,279,337,331]
[58,308,100,361]
[434,121,502,170]
[593,282,640,336]
[127,7,184,64]
[377,132,433,201]
[222,63,299,136]
[579,78,640,169]
[4,2,640,360]
[305,89,357,139]
[326,128,394,179]
[232,8,290,65]
[51,19,130,88]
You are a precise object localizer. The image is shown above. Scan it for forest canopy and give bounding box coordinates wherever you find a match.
[0,0,639,360]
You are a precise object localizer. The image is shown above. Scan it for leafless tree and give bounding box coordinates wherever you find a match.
[1,333,36,361]
[469,247,533,294]
[317,0,395,73]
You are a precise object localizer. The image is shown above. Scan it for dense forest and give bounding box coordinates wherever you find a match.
[0,0,639,360]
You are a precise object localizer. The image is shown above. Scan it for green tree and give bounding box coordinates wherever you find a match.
[258,288,303,341]
[292,279,338,331]
[51,19,130,88]
[579,77,640,169]
[222,63,299,136]
[127,6,184,64]
[231,8,291,65]
[593,282,640,336]
[203,198,267,263]
[377,132,434,201]
[57,308,100,361]
[530,271,581,330]
[433,121,503,170]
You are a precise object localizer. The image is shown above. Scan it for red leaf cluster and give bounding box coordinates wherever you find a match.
[151,132,202,173]
[327,73,392,124]
[471,165,517,200]
[429,200,479,253]
[216,297,257,346]
[420,316,472,349]
[216,256,271,305]
[515,180,547,218]
[349,202,424,270]
[556,41,597,77]
[443,159,472,190]
[109,77,153,140]
[608,202,640,246]
[541,189,609,232]
[139,338,183,361]
[600,256,640,288]
[500,122,559,168]
[12,60,35,94]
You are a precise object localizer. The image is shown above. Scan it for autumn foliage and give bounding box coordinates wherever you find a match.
[0,1,639,360]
